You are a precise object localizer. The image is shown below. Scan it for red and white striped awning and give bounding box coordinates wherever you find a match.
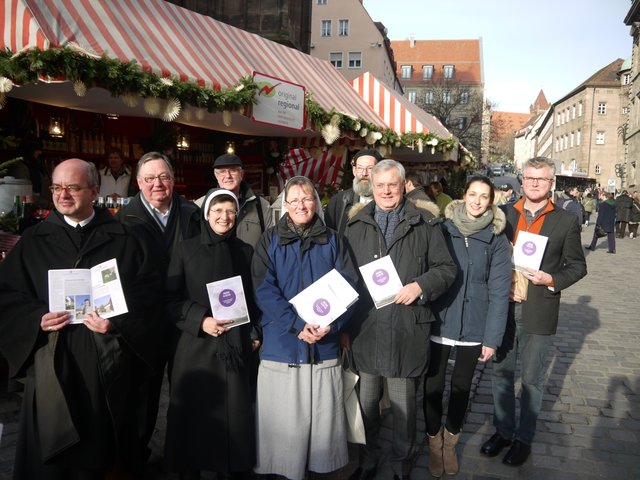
[1,0,383,128]
[352,72,451,137]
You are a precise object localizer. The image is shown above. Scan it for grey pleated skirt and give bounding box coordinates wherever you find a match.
[254,358,348,480]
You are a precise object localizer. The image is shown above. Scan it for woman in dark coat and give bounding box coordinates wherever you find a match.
[587,191,616,253]
[423,176,512,476]
[164,189,258,479]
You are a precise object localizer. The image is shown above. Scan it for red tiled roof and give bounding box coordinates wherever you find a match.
[491,111,531,139]
[391,39,482,84]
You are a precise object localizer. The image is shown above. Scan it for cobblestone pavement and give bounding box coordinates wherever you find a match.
[1,225,639,479]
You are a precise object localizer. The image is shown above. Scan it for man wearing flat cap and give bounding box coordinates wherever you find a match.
[196,153,273,247]
[325,148,383,236]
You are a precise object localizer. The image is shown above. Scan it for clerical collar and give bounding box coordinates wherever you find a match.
[63,210,96,229]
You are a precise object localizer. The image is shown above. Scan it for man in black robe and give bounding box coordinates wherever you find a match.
[0,158,161,479]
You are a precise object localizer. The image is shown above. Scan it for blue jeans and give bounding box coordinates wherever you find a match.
[491,311,551,445]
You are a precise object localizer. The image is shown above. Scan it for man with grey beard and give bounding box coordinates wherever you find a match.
[325,149,383,236]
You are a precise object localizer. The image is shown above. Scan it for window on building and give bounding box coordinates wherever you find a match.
[422,65,434,80]
[597,102,607,115]
[317,0,327,4]
[555,138,560,152]
[624,73,631,85]
[570,131,574,147]
[443,64,454,80]
[407,90,416,103]
[578,101,583,116]
[595,164,602,175]
[443,90,452,104]
[623,106,630,114]
[457,117,468,130]
[338,19,349,36]
[348,51,362,68]
[577,129,581,146]
[572,105,576,119]
[425,90,434,104]
[556,113,561,126]
[564,135,568,150]
[321,20,331,37]
[595,131,605,144]
[329,52,343,69]
[460,91,469,104]
[570,160,577,172]
[401,65,412,79]
[561,111,565,124]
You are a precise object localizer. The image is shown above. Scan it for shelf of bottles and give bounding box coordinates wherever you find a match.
[41,132,132,159]
[173,142,217,185]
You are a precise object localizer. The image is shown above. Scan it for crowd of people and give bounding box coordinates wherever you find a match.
[0,151,594,480]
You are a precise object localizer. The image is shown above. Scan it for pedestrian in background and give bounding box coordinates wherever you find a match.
[481,157,587,467]
[425,176,512,477]
[615,190,633,238]
[428,180,453,216]
[582,192,596,226]
[587,192,617,253]
[628,191,640,239]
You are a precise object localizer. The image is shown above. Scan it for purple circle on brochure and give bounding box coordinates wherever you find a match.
[522,241,537,256]
[219,289,236,307]
[313,298,331,316]
[373,268,389,286]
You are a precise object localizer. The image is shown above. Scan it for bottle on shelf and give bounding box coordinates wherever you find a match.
[13,195,23,218]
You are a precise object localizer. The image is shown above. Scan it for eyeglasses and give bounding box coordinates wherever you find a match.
[215,168,242,175]
[353,164,374,174]
[141,173,172,184]
[285,197,315,208]
[209,208,237,217]
[49,184,90,194]
[522,176,553,184]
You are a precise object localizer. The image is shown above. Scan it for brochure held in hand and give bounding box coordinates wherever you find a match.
[289,269,359,328]
[48,258,128,323]
[206,275,250,328]
[358,255,403,309]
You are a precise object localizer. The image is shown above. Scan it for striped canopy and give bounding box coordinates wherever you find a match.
[1,0,384,133]
[352,72,451,137]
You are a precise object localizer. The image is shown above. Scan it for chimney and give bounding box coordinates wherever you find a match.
[409,33,415,48]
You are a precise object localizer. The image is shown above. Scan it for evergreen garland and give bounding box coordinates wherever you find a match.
[0,47,464,157]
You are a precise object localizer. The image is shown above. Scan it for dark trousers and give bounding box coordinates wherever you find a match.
[616,221,628,238]
[423,341,482,436]
[588,229,616,252]
[357,372,417,476]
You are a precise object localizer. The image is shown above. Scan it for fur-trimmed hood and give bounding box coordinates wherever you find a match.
[347,197,440,221]
[443,199,506,235]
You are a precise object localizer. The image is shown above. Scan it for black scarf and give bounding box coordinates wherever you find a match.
[203,222,246,371]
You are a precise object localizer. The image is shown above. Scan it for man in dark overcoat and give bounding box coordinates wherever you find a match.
[116,151,201,459]
[481,157,587,466]
[344,160,457,480]
[0,158,161,478]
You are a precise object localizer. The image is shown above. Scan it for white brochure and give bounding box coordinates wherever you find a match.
[289,269,359,328]
[358,255,404,309]
[512,231,548,272]
[206,275,250,328]
[48,258,128,323]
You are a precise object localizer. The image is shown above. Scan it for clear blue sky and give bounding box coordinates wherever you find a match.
[364,0,632,113]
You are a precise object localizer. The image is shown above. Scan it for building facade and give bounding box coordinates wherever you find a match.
[550,59,626,189]
[164,0,312,53]
[310,0,401,91]
[624,1,640,189]
[390,38,485,161]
